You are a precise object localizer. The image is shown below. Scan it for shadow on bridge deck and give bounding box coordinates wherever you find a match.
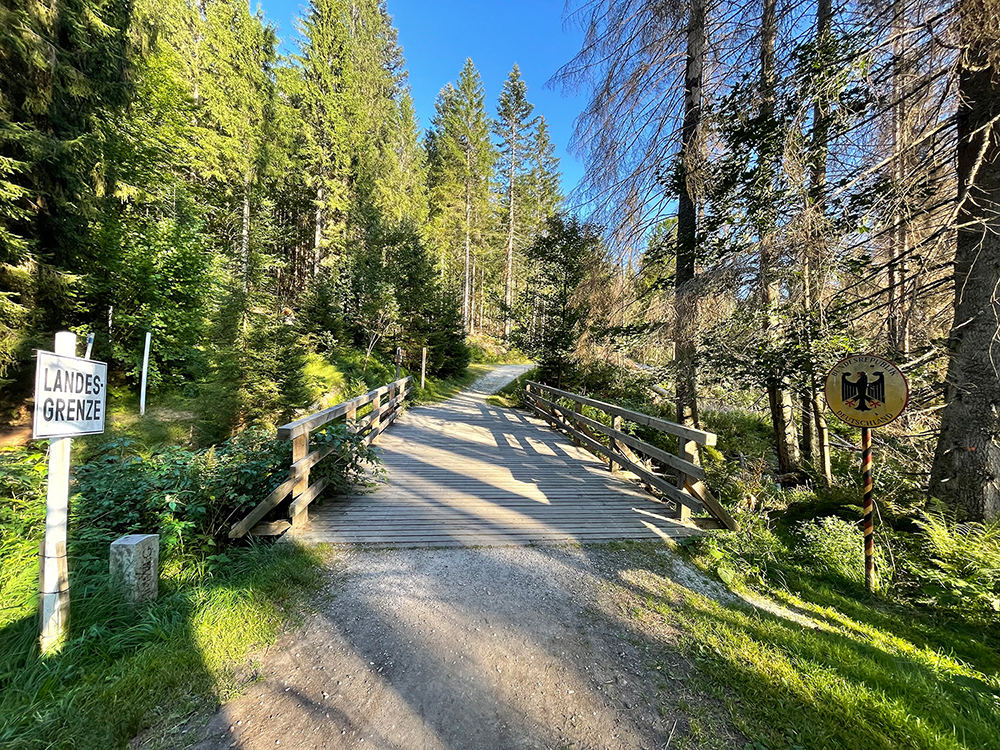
[291,369,698,547]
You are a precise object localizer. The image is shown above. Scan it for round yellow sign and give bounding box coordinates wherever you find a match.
[824,354,908,428]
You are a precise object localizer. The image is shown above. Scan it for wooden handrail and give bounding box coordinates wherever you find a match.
[277,378,410,440]
[524,381,736,531]
[230,376,413,539]
[525,381,717,445]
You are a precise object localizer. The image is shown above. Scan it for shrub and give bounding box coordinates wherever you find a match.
[910,512,1000,621]
[795,515,885,587]
[72,424,372,555]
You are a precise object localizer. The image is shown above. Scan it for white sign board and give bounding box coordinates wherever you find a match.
[33,351,108,439]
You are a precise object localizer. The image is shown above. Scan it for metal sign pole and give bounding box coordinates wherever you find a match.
[861,426,875,591]
[39,331,75,651]
[139,331,151,415]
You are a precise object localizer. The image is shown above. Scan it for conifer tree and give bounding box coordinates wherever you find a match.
[525,116,564,228]
[494,64,536,340]
[425,59,496,332]
[198,0,277,292]
[296,0,355,274]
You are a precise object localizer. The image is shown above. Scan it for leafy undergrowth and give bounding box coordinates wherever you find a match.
[0,541,324,750]
[0,440,333,750]
[612,542,1000,750]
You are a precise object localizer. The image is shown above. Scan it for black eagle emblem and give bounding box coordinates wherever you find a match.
[842,371,885,412]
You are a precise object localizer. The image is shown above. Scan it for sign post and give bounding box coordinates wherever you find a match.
[139,331,151,416]
[824,354,908,591]
[34,332,108,650]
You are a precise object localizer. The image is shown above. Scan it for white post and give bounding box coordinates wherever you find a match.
[421,347,427,390]
[84,332,94,360]
[39,331,75,652]
[139,331,151,416]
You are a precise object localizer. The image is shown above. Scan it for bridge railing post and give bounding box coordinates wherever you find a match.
[609,415,622,473]
[290,432,310,528]
[230,376,412,539]
[371,391,382,444]
[522,380,737,531]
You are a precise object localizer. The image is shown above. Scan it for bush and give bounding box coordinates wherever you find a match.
[795,515,885,587]
[72,424,372,555]
[910,512,1000,621]
[0,449,48,628]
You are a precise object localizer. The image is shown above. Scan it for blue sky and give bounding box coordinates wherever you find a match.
[259,0,588,196]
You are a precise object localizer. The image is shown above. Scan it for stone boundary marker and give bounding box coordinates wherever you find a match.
[110,534,159,604]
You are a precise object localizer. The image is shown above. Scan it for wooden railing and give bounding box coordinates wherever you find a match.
[524,381,737,531]
[229,376,413,539]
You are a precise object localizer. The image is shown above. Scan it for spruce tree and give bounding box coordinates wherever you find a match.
[425,59,496,332]
[494,64,535,340]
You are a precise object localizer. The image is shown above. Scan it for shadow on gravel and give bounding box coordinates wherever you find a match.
[185,543,740,750]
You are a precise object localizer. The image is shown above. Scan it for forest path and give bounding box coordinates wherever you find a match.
[165,368,737,750]
[292,364,693,547]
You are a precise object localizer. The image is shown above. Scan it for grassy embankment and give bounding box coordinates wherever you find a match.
[601,534,1000,750]
[662,409,1000,749]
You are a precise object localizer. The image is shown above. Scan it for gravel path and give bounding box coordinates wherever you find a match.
[183,545,737,750]
[463,363,534,396]
[172,367,740,750]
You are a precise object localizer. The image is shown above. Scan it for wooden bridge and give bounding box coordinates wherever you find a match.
[230,365,734,547]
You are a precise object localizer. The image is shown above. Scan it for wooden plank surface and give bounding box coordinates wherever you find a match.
[295,369,699,548]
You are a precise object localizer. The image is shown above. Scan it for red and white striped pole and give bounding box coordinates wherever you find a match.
[861,427,875,591]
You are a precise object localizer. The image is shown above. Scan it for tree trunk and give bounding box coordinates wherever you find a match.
[242,176,251,293]
[889,0,911,356]
[314,184,324,278]
[759,0,800,474]
[800,0,833,485]
[505,133,516,341]
[674,0,705,435]
[464,173,472,333]
[470,257,477,335]
[929,12,1000,521]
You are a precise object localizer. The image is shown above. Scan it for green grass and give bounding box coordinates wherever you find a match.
[0,542,325,750]
[608,542,1000,750]
[485,366,538,408]
[411,363,493,404]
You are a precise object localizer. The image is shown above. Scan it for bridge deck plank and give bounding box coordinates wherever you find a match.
[295,367,698,547]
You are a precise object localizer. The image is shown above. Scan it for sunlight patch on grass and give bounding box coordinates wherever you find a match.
[0,543,325,750]
[613,543,1000,750]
